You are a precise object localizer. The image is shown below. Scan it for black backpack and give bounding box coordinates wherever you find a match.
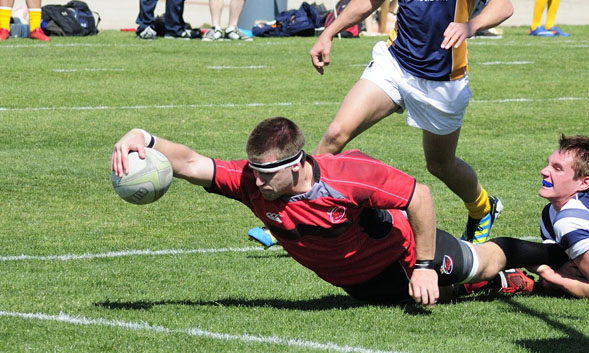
[41,1,100,36]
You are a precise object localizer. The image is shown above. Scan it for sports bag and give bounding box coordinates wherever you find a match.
[323,0,361,38]
[41,1,100,36]
[252,2,322,37]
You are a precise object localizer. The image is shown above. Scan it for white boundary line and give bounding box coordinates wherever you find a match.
[0,311,403,353]
[0,246,279,262]
[0,97,587,113]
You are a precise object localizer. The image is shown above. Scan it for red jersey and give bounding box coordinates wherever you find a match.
[207,150,417,286]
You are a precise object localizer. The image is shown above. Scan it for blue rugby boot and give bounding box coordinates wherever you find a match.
[461,196,503,244]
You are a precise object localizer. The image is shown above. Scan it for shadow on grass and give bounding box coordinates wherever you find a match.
[499,296,588,353]
[95,294,429,315]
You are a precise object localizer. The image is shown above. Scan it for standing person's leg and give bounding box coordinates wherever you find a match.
[545,0,569,36]
[224,0,252,40]
[0,0,14,40]
[422,129,501,243]
[202,0,224,41]
[529,0,554,36]
[25,0,49,40]
[136,0,158,39]
[164,0,187,38]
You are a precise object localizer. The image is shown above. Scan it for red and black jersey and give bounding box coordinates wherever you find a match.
[206,150,417,286]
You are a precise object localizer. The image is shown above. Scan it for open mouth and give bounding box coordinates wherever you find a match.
[542,180,553,188]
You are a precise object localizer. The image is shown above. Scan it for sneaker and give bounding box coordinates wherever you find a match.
[202,27,223,41]
[473,27,503,39]
[498,269,535,294]
[461,195,503,243]
[0,28,8,41]
[224,27,253,41]
[547,26,570,37]
[137,26,157,40]
[528,25,555,37]
[248,227,278,249]
[29,27,50,41]
[164,29,198,40]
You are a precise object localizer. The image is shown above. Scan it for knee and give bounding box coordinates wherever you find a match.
[319,122,349,154]
[425,160,446,179]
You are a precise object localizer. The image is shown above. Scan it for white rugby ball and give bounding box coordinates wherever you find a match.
[111,148,173,204]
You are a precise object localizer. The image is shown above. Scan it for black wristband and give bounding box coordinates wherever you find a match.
[414,260,435,270]
[147,135,155,148]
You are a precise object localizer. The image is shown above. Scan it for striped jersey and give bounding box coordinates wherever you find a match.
[540,192,589,260]
[388,0,484,81]
[206,150,417,286]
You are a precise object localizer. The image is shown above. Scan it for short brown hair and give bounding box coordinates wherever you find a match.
[246,117,305,161]
[559,134,589,180]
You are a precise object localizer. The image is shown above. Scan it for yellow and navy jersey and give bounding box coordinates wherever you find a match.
[387,0,483,81]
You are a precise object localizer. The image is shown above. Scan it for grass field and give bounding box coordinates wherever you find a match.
[1,25,588,353]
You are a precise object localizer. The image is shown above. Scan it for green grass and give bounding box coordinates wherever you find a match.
[0,26,588,352]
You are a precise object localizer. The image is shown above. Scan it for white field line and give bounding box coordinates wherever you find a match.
[0,96,587,113]
[0,246,279,262]
[53,68,125,72]
[0,311,403,353]
[480,61,533,65]
[207,65,270,69]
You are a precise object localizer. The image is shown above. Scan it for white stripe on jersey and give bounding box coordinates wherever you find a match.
[542,193,589,260]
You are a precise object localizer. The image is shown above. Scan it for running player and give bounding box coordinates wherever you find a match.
[310,0,514,243]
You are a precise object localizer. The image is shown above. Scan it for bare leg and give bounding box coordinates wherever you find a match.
[422,129,481,203]
[208,0,223,27]
[227,0,245,28]
[314,79,399,155]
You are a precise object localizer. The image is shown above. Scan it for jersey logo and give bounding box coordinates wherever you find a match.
[329,206,347,223]
[440,255,453,275]
[265,212,282,224]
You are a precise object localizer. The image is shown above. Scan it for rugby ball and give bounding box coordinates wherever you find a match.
[111,148,173,204]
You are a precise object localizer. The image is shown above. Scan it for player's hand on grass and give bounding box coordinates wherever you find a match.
[310,36,332,75]
[111,129,146,178]
[408,268,439,307]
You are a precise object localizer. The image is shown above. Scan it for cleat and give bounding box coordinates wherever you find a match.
[248,227,278,249]
[164,29,198,40]
[224,27,252,41]
[137,26,157,40]
[499,269,535,294]
[547,26,570,37]
[528,25,555,37]
[202,26,223,41]
[29,27,50,41]
[461,195,503,243]
[0,28,9,41]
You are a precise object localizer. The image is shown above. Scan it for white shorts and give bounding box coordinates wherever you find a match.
[360,41,472,135]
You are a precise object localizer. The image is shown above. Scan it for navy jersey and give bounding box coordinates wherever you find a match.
[206,150,417,286]
[388,0,482,81]
[540,192,589,260]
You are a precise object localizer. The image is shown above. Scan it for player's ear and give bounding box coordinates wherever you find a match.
[291,163,301,172]
[580,175,589,192]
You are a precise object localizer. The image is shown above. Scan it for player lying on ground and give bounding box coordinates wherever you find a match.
[525,134,589,297]
[111,117,567,306]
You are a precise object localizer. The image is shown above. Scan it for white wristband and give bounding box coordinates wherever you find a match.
[137,129,156,148]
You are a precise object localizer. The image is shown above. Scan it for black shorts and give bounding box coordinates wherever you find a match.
[340,229,474,304]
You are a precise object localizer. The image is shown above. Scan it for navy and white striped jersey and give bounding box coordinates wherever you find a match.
[540,192,589,260]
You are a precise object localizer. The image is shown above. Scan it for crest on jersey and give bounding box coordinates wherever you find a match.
[329,206,346,223]
[265,212,282,223]
[440,255,454,275]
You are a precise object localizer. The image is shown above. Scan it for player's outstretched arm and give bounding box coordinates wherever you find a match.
[406,183,439,307]
[310,0,383,74]
[112,129,214,187]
